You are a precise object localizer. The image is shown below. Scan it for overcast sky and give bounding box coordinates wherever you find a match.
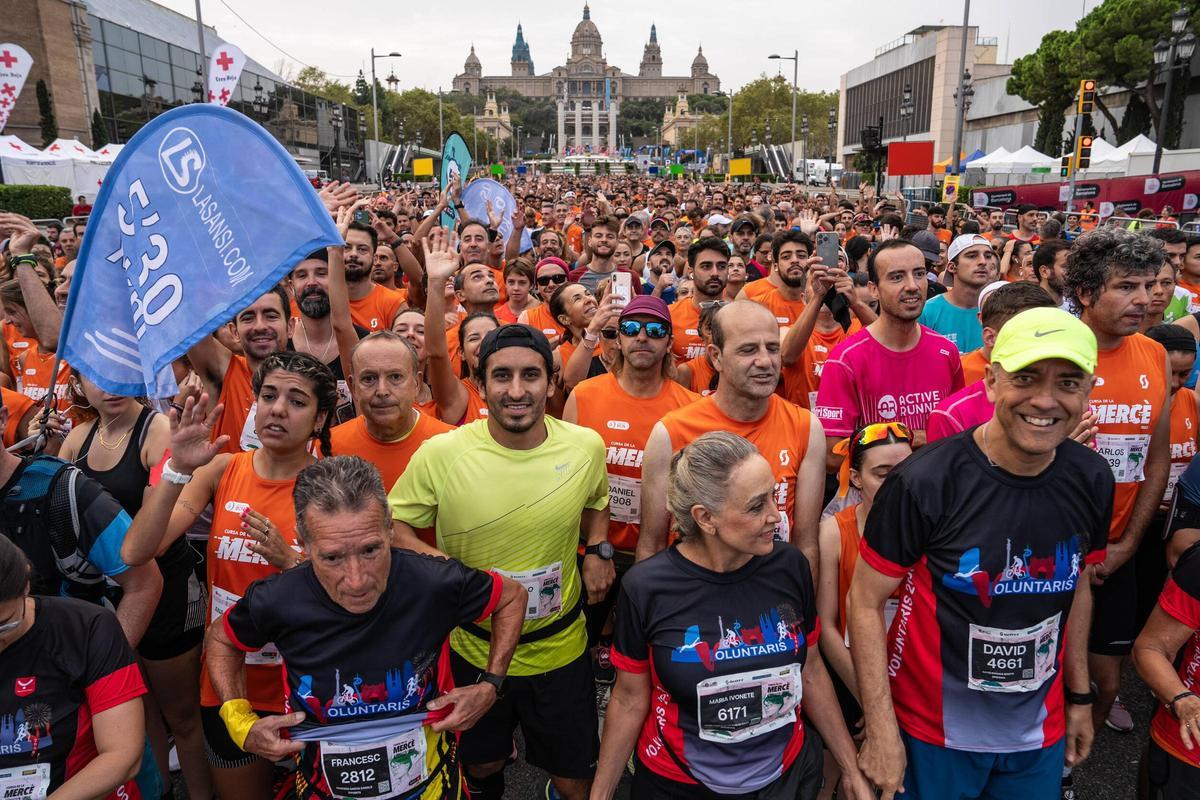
[158,1,1096,93]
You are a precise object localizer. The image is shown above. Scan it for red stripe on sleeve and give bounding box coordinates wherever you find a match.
[1160,578,1200,629]
[858,539,910,579]
[611,647,650,674]
[222,607,257,652]
[1084,547,1107,566]
[476,571,504,623]
[806,617,821,648]
[84,662,146,715]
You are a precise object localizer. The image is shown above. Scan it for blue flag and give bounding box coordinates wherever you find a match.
[461,178,532,254]
[439,132,472,230]
[59,104,341,398]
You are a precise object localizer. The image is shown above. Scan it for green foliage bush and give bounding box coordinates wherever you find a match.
[0,184,72,219]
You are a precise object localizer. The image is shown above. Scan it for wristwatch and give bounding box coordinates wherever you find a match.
[584,542,615,560]
[476,672,507,699]
[1064,687,1097,706]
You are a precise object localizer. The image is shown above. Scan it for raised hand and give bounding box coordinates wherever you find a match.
[318,181,359,215]
[0,212,42,255]
[422,228,460,283]
[168,393,227,475]
[796,208,820,236]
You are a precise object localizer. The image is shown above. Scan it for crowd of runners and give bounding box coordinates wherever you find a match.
[2,173,1200,800]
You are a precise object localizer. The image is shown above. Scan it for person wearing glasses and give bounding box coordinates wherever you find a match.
[592,432,873,800]
[519,257,570,345]
[849,309,1110,799]
[816,422,914,789]
[0,535,150,800]
[638,301,827,570]
[564,295,699,681]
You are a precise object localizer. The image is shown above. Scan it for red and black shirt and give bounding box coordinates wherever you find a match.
[861,431,1111,753]
[1150,542,1200,766]
[223,549,500,800]
[0,597,146,797]
[612,542,819,794]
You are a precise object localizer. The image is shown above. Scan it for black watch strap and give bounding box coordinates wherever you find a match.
[477,672,506,697]
[1065,688,1097,706]
[584,542,613,560]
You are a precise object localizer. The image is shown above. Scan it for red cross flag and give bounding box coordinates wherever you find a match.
[206,43,245,108]
[0,44,32,133]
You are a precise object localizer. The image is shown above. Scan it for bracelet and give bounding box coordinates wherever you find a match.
[10,254,37,267]
[581,331,600,348]
[219,699,260,750]
[1170,690,1197,717]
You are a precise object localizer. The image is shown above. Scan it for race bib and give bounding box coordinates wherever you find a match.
[772,509,791,543]
[320,728,427,799]
[211,586,281,665]
[967,613,1060,693]
[1092,433,1150,484]
[695,664,802,743]
[1166,461,1188,505]
[0,763,50,800]
[239,402,262,451]
[498,562,563,620]
[607,475,641,524]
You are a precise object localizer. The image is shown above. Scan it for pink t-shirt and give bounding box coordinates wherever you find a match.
[927,380,993,442]
[814,326,964,437]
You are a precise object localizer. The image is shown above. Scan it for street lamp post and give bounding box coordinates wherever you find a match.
[800,113,809,185]
[331,106,343,180]
[898,83,914,192]
[369,49,401,188]
[950,0,971,176]
[768,51,799,182]
[1153,7,1197,175]
[827,108,837,185]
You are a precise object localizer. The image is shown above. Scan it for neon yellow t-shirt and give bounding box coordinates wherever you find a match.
[388,417,609,675]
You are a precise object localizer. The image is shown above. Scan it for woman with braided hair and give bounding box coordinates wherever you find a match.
[121,350,337,800]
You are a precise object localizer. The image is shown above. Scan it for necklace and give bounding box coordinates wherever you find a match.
[298,317,335,363]
[96,412,135,451]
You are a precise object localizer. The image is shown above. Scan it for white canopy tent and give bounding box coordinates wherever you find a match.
[965,146,1012,168]
[1082,134,1161,175]
[0,135,77,195]
[998,146,1058,174]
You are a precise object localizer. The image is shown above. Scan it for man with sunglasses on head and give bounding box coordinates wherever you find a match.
[669,237,730,364]
[638,300,827,569]
[564,296,699,680]
[849,308,1109,800]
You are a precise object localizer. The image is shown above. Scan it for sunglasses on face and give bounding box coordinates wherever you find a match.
[617,319,670,339]
[699,300,730,311]
[537,273,567,287]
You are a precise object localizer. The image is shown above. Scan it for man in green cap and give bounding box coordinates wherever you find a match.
[848,307,1115,799]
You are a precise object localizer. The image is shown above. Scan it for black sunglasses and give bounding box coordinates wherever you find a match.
[537,273,568,287]
[618,319,670,339]
[600,328,619,340]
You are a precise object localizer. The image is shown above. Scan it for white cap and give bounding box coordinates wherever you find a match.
[948,233,993,262]
[977,280,1010,314]
[709,213,733,225]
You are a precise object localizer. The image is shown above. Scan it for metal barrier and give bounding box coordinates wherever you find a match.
[1101,216,1180,230]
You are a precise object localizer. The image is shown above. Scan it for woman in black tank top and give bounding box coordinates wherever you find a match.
[59,374,213,800]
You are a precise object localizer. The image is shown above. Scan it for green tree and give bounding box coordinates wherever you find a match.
[90,109,109,149]
[293,66,356,106]
[1008,29,1077,154]
[35,80,57,147]
[353,71,371,106]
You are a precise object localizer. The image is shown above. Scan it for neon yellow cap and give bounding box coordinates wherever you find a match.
[991,307,1098,374]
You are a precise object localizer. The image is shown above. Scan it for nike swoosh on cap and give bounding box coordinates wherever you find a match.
[1033,329,1065,337]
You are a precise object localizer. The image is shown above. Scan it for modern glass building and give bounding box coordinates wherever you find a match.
[85,0,364,178]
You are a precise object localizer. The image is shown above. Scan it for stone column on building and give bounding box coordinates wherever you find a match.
[575,100,584,150]
[592,101,601,151]
[556,98,565,155]
[607,99,618,152]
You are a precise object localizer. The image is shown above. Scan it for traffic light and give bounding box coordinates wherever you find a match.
[1061,153,1073,178]
[1077,135,1094,169]
[1078,80,1096,115]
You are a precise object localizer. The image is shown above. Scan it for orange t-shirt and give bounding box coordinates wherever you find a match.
[682,354,717,396]
[521,304,566,344]
[1177,278,1200,313]
[571,373,699,553]
[16,347,70,411]
[1091,334,1169,541]
[202,451,305,711]
[834,504,861,638]
[741,278,778,303]
[330,411,453,545]
[213,356,256,454]
[780,322,859,409]
[659,394,812,544]
[754,287,807,332]
[494,300,521,325]
[2,322,35,378]
[1166,386,1198,506]
[669,300,706,363]
[349,283,405,332]
[2,387,34,447]
[932,228,952,245]
[453,378,488,425]
[960,348,988,386]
